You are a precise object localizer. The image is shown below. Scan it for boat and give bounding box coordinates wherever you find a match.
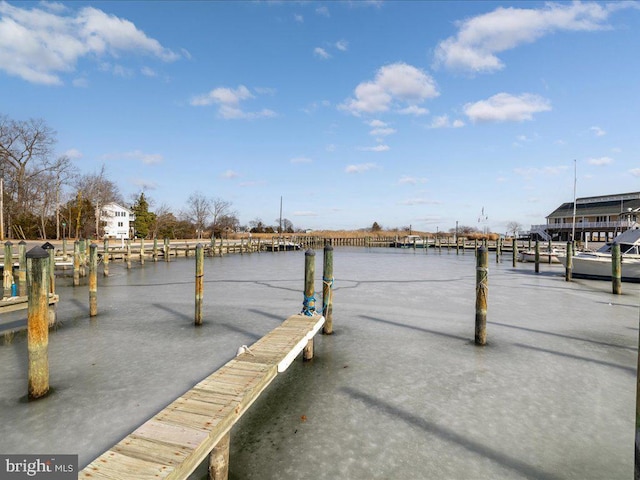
[392,235,427,248]
[517,248,562,264]
[557,228,640,282]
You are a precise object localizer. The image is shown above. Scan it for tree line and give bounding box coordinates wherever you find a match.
[0,114,295,240]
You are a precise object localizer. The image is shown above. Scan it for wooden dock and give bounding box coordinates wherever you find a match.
[79,313,325,480]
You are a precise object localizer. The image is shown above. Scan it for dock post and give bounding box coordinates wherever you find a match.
[164,238,170,262]
[103,238,109,276]
[140,238,145,265]
[126,239,132,269]
[79,238,87,277]
[512,237,518,268]
[322,243,334,335]
[153,237,158,262]
[475,246,488,346]
[41,242,55,294]
[89,243,98,317]
[209,432,230,480]
[635,307,640,480]
[3,241,13,298]
[548,239,553,264]
[195,244,204,326]
[612,243,622,295]
[534,240,540,274]
[26,246,50,400]
[73,240,80,286]
[62,237,67,261]
[302,249,316,360]
[565,241,573,281]
[18,241,26,296]
[496,237,501,263]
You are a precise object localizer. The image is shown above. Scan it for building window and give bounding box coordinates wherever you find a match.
[118,222,123,227]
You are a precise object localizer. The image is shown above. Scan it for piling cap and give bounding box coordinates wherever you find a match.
[26,245,49,259]
[305,249,315,256]
[41,242,55,250]
[19,240,26,245]
[4,240,12,246]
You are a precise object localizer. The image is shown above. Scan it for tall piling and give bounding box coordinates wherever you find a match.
[164,238,170,262]
[89,243,98,317]
[512,238,518,268]
[209,432,230,480]
[302,249,316,360]
[475,246,488,346]
[195,244,204,326]
[103,238,109,276]
[565,241,573,281]
[635,305,640,480]
[612,243,622,295]
[322,244,334,335]
[496,237,501,263]
[534,240,540,274]
[3,241,13,298]
[126,239,132,269]
[73,240,80,286]
[153,237,158,262]
[26,246,50,400]
[140,238,145,265]
[18,241,26,296]
[41,242,55,294]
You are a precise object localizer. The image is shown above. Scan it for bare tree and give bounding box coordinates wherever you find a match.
[506,221,523,237]
[74,165,122,238]
[182,192,211,239]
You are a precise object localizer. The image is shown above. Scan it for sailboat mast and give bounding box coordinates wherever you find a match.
[571,159,577,242]
[279,196,283,234]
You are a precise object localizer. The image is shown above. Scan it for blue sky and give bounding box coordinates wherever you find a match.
[1,1,639,233]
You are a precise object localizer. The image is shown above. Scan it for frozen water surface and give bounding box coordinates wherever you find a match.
[0,248,638,479]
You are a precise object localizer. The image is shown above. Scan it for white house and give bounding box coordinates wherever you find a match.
[100,203,135,239]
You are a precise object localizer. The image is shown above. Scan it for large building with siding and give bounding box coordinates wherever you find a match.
[530,192,640,242]
[100,203,135,239]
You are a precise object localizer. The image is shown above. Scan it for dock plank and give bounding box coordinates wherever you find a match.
[80,314,324,480]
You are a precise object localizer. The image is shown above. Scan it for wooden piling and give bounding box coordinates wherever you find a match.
[126,239,132,269]
[62,237,68,261]
[195,244,204,326]
[42,242,55,294]
[496,237,501,263]
[512,237,518,268]
[140,238,145,265]
[635,306,640,480]
[153,237,158,262]
[209,432,230,480]
[612,243,622,295]
[534,240,540,274]
[26,246,50,400]
[73,240,80,286]
[89,243,98,317]
[302,249,316,360]
[548,239,552,264]
[475,246,488,346]
[322,244,334,335]
[3,241,13,298]
[103,238,109,276]
[565,241,573,282]
[18,241,26,296]
[164,238,170,262]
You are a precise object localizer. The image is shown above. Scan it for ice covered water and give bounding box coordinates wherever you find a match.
[0,248,637,479]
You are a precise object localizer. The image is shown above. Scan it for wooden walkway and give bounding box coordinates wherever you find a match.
[79,313,325,480]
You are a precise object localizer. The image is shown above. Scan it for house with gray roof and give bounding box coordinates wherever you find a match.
[530,192,640,242]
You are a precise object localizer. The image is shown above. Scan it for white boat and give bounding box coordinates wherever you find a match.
[557,229,640,282]
[392,235,427,248]
[518,248,562,264]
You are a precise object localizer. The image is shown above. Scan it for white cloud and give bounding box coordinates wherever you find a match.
[316,6,330,17]
[434,2,629,73]
[335,39,348,51]
[345,163,378,173]
[397,105,428,116]
[314,47,331,59]
[370,127,396,137]
[340,62,439,116]
[590,126,606,137]
[141,66,156,77]
[464,92,551,122]
[398,198,441,206]
[72,76,88,87]
[428,115,465,128]
[221,170,239,179]
[294,14,303,23]
[0,2,180,84]
[290,156,313,164]
[124,150,163,165]
[587,156,613,166]
[397,175,428,185]
[63,148,82,159]
[357,145,390,152]
[191,85,275,119]
[629,168,640,177]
